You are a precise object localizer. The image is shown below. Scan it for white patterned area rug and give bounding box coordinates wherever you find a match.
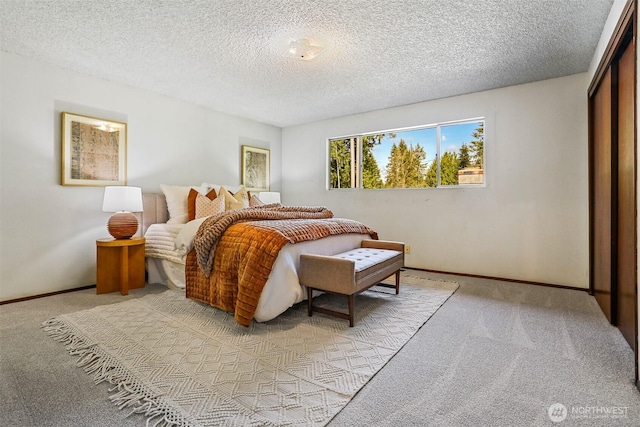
[43,273,457,427]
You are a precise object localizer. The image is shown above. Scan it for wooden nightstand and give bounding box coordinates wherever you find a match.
[96,237,146,295]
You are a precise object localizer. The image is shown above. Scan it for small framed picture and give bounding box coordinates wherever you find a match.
[61,112,127,186]
[241,145,270,192]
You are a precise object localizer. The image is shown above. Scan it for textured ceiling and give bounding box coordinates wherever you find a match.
[1,0,614,127]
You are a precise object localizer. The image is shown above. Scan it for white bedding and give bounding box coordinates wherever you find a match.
[144,223,185,264]
[144,221,370,322]
[147,258,187,289]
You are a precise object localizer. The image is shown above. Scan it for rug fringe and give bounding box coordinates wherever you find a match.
[42,317,185,427]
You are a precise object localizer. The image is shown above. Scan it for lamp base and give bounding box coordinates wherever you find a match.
[107,211,138,239]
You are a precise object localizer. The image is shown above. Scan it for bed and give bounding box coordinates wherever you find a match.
[142,190,377,326]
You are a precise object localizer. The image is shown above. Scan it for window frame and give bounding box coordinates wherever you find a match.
[327,117,485,190]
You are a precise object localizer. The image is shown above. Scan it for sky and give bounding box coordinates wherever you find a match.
[371,121,481,180]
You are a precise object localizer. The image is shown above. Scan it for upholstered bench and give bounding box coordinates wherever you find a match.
[299,240,405,326]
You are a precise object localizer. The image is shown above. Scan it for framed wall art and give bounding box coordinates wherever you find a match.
[61,112,127,186]
[241,145,270,192]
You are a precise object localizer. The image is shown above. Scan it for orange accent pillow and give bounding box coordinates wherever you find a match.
[187,188,216,221]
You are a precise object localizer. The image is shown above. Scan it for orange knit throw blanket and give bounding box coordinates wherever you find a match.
[194,205,334,276]
[188,206,377,326]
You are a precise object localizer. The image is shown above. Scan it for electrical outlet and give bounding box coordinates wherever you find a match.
[404,245,411,254]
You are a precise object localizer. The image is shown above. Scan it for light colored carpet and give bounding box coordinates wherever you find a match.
[42,274,457,426]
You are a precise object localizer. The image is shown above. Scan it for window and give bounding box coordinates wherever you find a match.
[329,119,484,189]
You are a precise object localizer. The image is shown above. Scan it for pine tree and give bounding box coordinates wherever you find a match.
[425,157,437,187]
[424,152,460,186]
[385,139,426,188]
[470,123,484,168]
[459,143,471,169]
[361,134,386,188]
[440,151,460,185]
[407,144,427,187]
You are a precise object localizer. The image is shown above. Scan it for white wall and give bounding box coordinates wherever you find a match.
[282,73,589,288]
[0,52,281,301]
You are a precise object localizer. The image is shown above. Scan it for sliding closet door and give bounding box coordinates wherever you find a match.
[616,39,636,350]
[589,0,637,382]
[592,69,614,322]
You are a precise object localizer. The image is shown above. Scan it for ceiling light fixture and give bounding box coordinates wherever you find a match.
[287,39,324,61]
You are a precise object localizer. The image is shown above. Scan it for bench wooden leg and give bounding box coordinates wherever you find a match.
[307,286,314,317]
[348,294,355,327]
[306,287,356,327]
[307,277,405,327]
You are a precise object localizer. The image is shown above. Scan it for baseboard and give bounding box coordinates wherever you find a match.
[1,268,587,305]
[406,267,589,292]
[0,285,97,305]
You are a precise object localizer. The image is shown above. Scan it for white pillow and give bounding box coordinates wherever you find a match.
[160,184,207,224]
[175,217,208,256]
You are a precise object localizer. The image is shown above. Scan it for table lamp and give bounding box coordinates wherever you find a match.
[102,186,143,239]
[257,192,281,204]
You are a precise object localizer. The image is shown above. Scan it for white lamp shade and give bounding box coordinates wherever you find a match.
[258,191,281,204]
[102,186,143,212]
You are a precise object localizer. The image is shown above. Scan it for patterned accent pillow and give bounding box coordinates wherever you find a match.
[195,193,225,218]
[249,194,265,207]
[230,186,250,208]
[219,186,247,210]
[188,188,217,221]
